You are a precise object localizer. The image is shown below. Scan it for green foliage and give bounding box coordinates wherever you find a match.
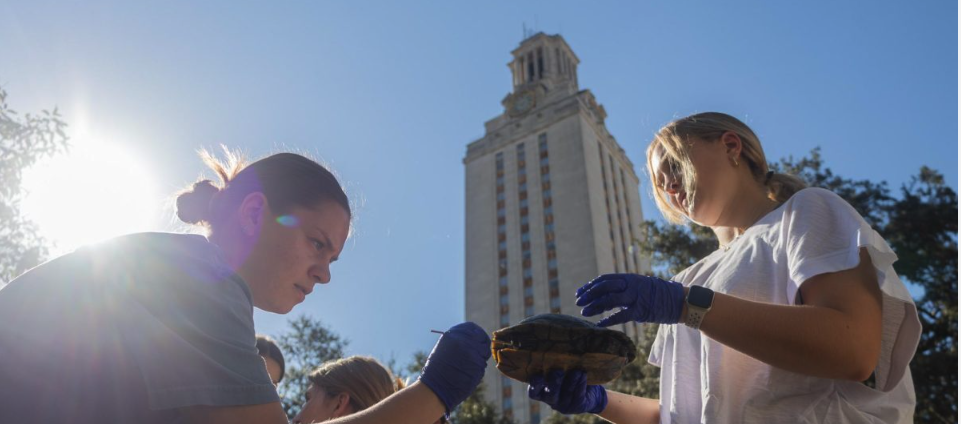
[884,168,957,423]
[274,315,348,419]
[407,350,429,379]
[0,88,69,284]
[450,382,515,424]
[386,348,428,388]
[605,324,660,399]
[638,221,716,278]
[636,148,957,423]
[771,147,893,228]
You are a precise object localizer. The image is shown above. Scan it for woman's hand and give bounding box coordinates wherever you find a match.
[528,370,607,415]
[418,322,491,414]
[576,273,686,326]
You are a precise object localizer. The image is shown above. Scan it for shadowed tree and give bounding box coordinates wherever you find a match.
[0,88,69,285]
[884,167,957,423]
[274,315,348,419]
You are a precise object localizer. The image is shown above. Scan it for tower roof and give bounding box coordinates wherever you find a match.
[511,32,580,63]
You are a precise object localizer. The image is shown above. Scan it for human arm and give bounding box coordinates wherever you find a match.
[325,382,445,424]
[182,383,445,424]
[528,370,659,424]
[180,402,288,424]
[578,247,883,381]
[182,321,489,424]
[692,247,882,381]
[598,391,659,424]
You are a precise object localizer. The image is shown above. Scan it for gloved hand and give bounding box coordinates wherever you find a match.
[575,273,685,326]
[528,370,607,415]
[418,322,491,414]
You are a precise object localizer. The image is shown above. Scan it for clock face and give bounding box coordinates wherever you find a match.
[510,91,535,116]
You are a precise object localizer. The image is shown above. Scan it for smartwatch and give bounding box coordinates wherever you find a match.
[684,285,715,330]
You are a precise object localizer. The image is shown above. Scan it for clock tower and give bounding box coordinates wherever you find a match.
[502,33,581,118]
[464,33,650,424]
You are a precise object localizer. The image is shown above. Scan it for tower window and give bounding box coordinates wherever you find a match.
[537,47,544,79]
[518,58,525,85]
[527,52,535,81]
[555,48,561,74]
[550,297,561,309]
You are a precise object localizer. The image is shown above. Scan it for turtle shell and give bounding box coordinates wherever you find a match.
[491,314,637,385]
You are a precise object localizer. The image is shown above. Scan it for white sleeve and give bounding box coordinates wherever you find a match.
[780,188,921,392]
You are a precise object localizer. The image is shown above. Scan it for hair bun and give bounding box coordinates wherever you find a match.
[176,180,220,224]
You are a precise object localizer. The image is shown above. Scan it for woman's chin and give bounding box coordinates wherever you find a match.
[255,300,296,314]
[687,211,721,227]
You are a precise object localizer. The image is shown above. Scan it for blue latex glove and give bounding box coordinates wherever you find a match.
[418,322,491,414]
[528,370,607,415]
[575,273,685,326]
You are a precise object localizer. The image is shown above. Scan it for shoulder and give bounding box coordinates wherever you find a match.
[782,187,853,211]
[777,187,864,226]
[90,232,253,308]
[92,232,220,262]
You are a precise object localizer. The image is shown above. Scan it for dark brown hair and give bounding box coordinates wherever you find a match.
[176,148,350,230]
[255,334,285,383]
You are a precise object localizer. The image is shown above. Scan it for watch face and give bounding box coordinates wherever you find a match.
[510,91,535,116]
[687,285,715,309]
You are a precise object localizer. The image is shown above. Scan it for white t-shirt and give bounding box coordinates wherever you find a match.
[649,188,921,424]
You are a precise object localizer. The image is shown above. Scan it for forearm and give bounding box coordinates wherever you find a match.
[326,381,445,424]
[692,292,879,381]
[596,390,659,424]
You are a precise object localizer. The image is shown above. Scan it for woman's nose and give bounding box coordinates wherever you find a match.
[310,263,331,285]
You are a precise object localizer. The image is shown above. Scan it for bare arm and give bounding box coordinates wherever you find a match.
[180,401,288,424]
[690,248,883,381]
[325,382,445,424]
[596,390,659,424]
[181,382,445,424]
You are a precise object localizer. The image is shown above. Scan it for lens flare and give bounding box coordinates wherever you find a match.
[276,215,299,227]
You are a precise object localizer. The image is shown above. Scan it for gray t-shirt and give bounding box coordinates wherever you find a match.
[0,232,279,423]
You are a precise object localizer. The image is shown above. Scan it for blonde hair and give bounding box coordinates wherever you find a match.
[307,356,405,413]
[646,112,806,223]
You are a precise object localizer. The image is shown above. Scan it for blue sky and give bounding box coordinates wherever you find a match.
[2,1,956,370]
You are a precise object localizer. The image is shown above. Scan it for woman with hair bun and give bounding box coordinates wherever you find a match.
[0,148,489,424]
[527,113,921,423]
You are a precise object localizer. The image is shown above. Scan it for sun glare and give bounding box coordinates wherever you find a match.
[21,138,160,256]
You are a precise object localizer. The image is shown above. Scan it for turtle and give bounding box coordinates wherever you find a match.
[491,313,637,385]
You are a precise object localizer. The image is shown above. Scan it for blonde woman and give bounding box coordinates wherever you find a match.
[527,112,920,423]
[292,356,402,423]
[293,356,447,424]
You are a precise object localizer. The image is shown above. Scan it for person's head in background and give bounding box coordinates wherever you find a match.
[256,335,285,385]
[293,356,404,423]
[176,148,352,314]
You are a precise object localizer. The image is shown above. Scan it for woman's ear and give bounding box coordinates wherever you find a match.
[719,131,743,160]
[237,192,269,236]
[332,392,355,418]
